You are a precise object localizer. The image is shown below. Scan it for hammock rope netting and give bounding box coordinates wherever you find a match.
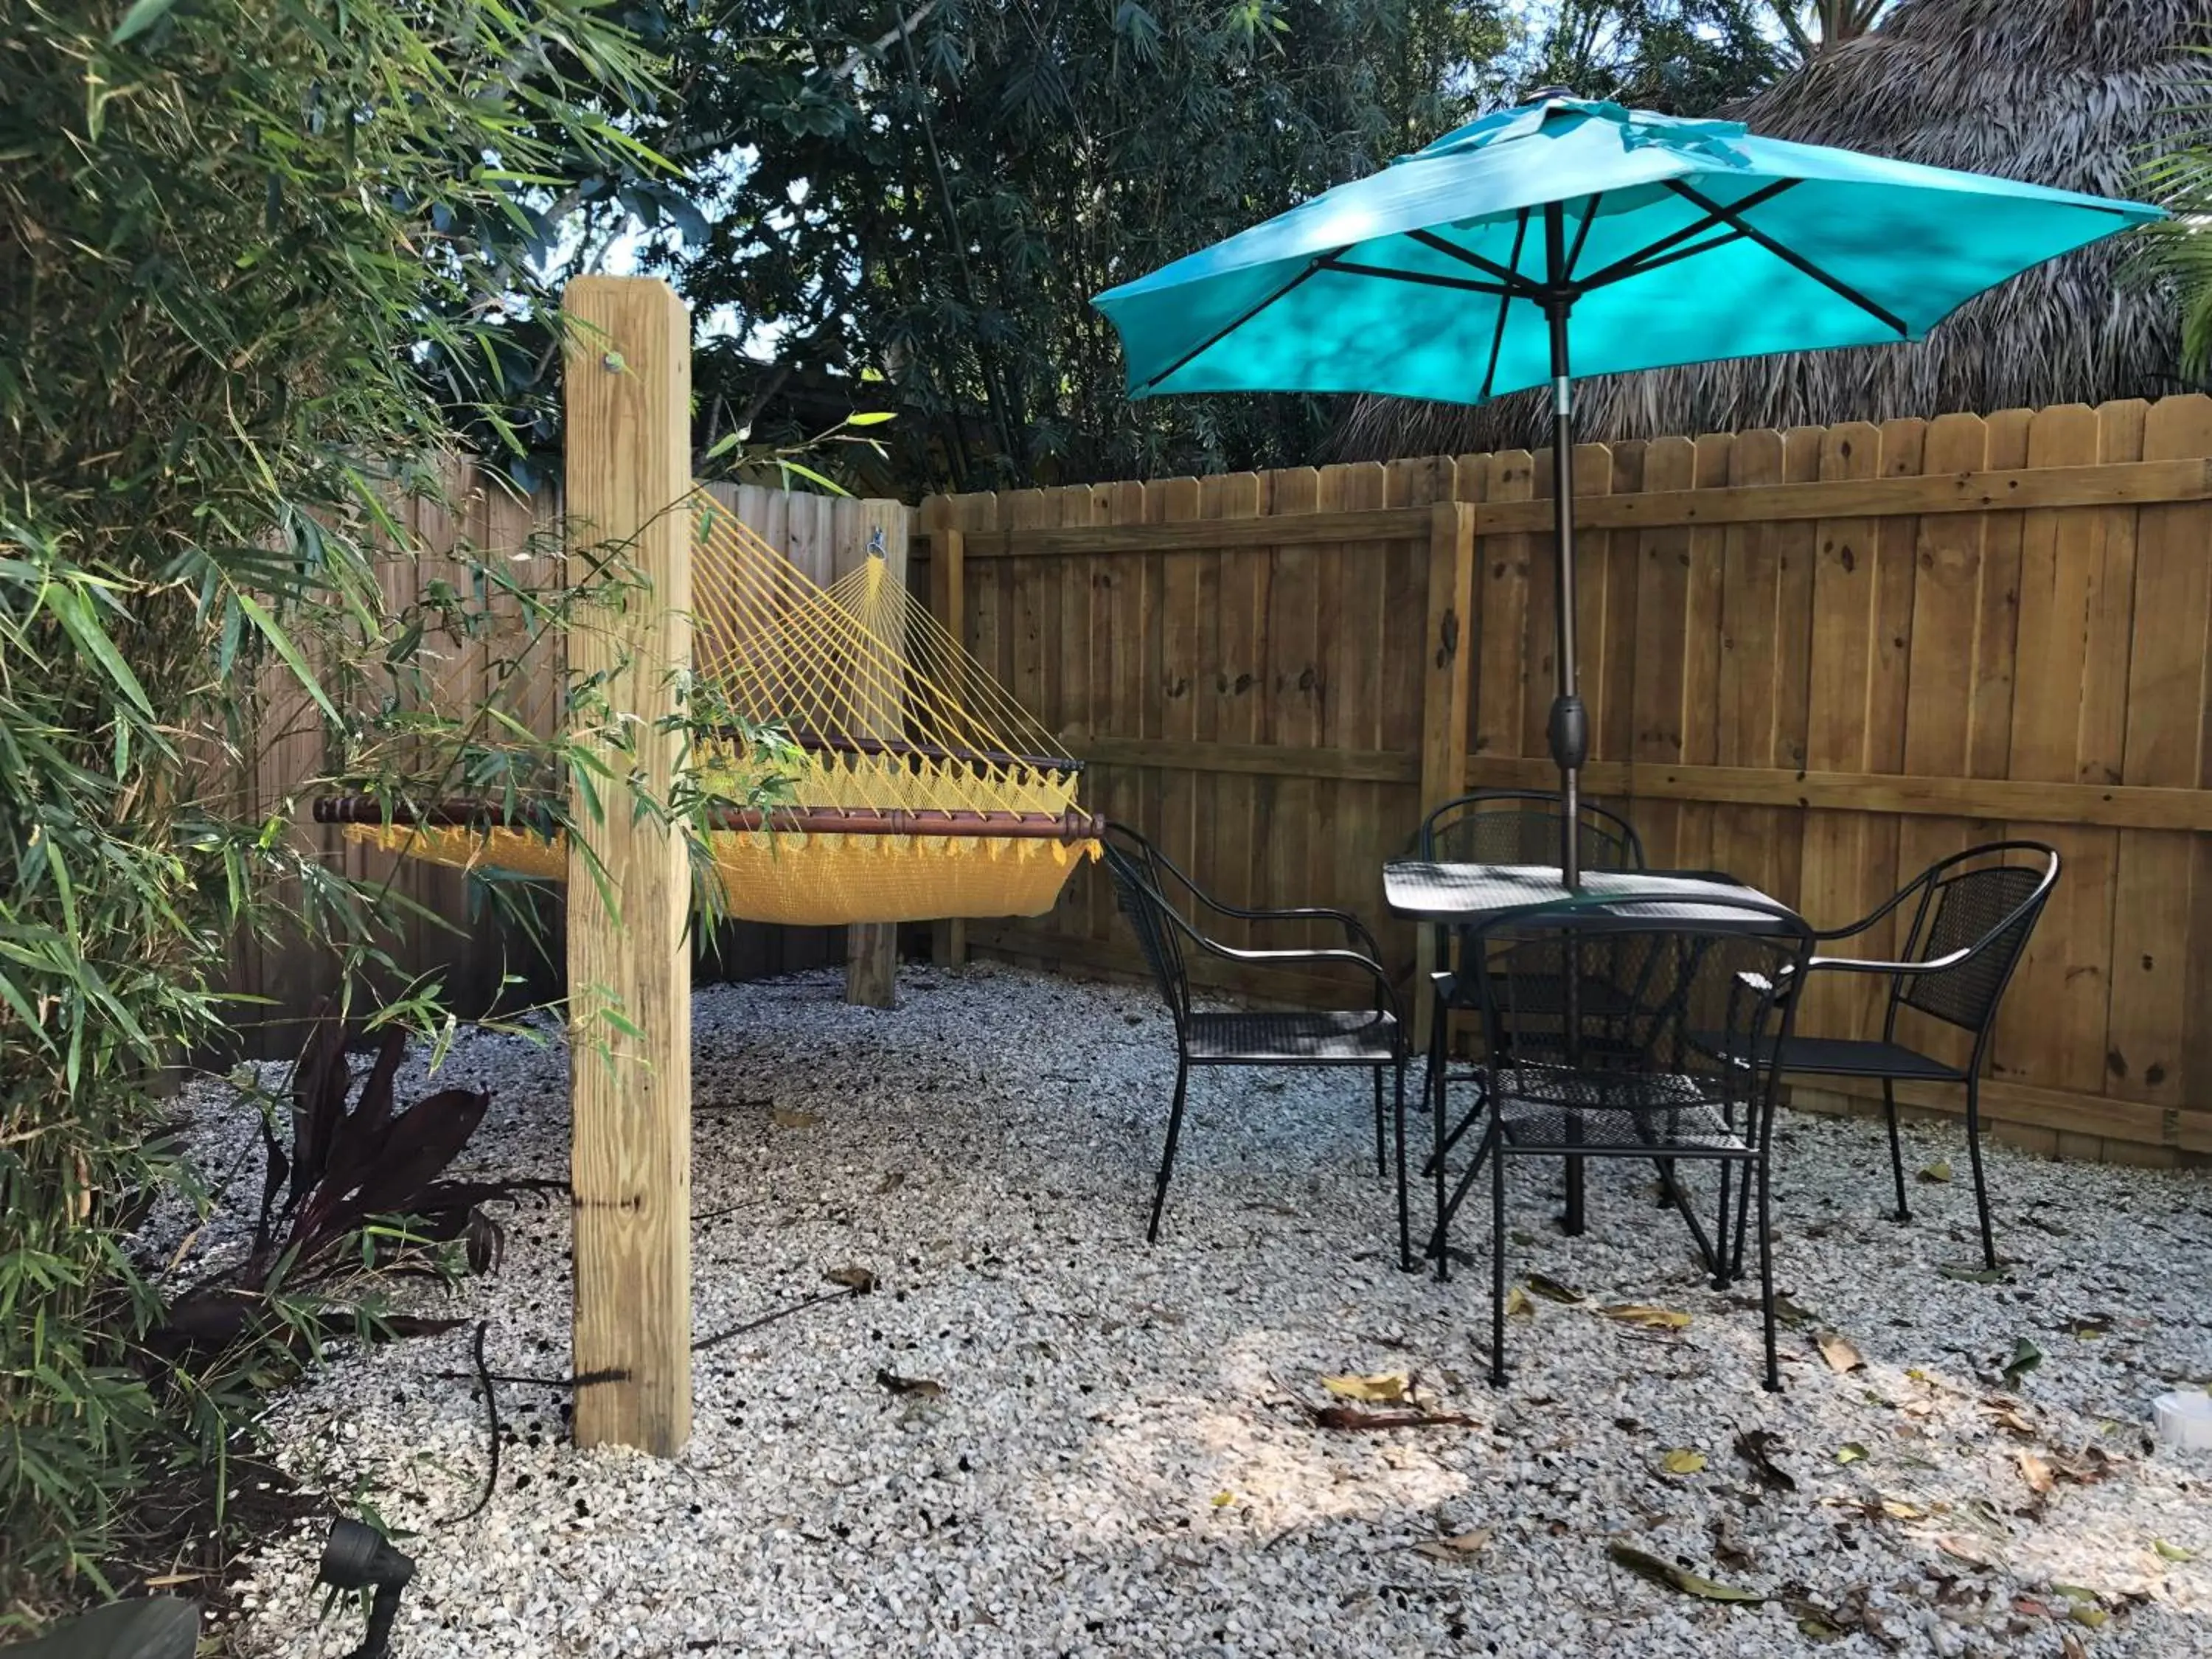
[322,493,1099,927]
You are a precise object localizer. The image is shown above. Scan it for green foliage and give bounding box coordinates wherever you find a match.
[0,0,671,1606]
[640,0,1510,487]
[1514,0,1786,116]
[2140,54,2212,383]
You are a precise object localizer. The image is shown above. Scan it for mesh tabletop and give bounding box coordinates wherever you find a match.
[1381,862,1798,930]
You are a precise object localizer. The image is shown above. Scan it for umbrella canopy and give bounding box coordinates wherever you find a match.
[1093,94,2161,883]
[1094,95,2161,407]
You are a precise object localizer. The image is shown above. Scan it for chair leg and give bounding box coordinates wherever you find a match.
[1372,1066,1385,1178]
[1433,1032,1452,1284]
[1964,1074,1997,1270]
[1146,1058,1189,1245]
[1711,1158,1734,1291]
[1882,1078,1910,1223]
[1392,1060,1411,1272]
[1757,1150,1780,1393]
[1489,1126,1508,1388]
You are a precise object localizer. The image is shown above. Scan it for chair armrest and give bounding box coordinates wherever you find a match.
[1806,873,1933,944]
[1184,939,1408,1030]
[1137,846,1382,954]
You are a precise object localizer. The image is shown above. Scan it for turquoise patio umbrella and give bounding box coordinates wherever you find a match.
[1093,92,2163,884]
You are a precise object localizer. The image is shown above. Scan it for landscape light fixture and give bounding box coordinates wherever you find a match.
[317,1517,417,1659]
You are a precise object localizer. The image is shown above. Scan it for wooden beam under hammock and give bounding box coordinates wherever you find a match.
[313,795,1109,841]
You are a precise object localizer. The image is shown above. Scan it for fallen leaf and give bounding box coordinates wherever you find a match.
[1938,1263,2008,1284]
[874,1368,944,1397]
[1306,1402,1475,1431]
[2062,1632,2089,1659]
[1505,1287,1534,1318]
[2154,1539,2198,1563]
[1526,1273,1585,1304]
[1606,1540,1763,1604]
[2065,1314,2112,1341]
[2051,1446,2115,1486]
[1711,1515,1756,1572]
[1210,1491,1236,1508]
[2017,1453,2055,1495]
[1412,1528,1493,1561]
[1795,1617,1847,1644]
[1880,1498,1927,1521]
[824,1265,877,1294]
[1735,1427,1798,1493]
[1918,1160,1952,1183]
[1602,1304,1694,1331]
[1817,1331,1865,1374]
[1662,1447,1707,1475]
[1835,1443,1868,1465]
[771,1107,821,1130]
[1936,1534,1992,1568]
[2002,1338,2044,1391]
[1773,1292,1818,1329]
[1321,1371,1411,1404]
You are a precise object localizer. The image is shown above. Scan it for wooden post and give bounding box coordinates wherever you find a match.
[563,276,692,1455]
[841,498,909,1006]
[926,524,970,966]
[1415,500,1477,1051]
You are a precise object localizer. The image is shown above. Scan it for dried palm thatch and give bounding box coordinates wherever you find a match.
[1335,0,2202,459]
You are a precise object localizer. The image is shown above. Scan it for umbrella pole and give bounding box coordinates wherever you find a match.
[1543,296,1587,890]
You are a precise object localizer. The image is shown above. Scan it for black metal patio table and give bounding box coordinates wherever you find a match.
[1383,860,1803,1256]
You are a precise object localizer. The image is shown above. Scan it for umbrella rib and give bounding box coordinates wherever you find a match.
[1595,229,1751,285]
[1405,227,1547,296]
[1478,209,1531,402]
[1573,178,1799,292]
[1561,193,1601,282]
[1133,249,1346,391]
[1320,258,1512,296]
[1663,179,1911,337]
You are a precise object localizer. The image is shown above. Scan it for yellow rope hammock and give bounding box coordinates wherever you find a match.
[321,492,1100,927]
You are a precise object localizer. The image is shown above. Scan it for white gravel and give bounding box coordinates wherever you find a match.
[161,964,2212,1658]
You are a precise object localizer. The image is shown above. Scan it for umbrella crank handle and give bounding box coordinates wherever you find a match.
[1547,695,1588,771]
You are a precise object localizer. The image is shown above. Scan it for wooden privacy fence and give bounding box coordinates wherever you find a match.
[219,463,908,1053]
[919,394,2212,1167]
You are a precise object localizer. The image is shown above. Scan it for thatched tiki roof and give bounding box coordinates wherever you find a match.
[1335,0,2200,459]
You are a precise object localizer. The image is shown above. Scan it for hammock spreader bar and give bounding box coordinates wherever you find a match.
[313,795,1108,843]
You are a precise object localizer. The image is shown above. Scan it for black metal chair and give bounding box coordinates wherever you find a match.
[1418,790,1646,1239]
[1101,825,1410,1251]
[1470,897,1815,1391]
[1764,841,2059,1270]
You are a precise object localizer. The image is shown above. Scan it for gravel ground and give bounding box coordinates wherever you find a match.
[161,964,2212,1658]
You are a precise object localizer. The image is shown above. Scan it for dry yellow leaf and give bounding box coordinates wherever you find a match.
[1880,1498,1927,1520]
[1937,1534,1992,1568]
[1412,1528,1494,1561]
[1211,1491,1236,1508]
[1815,1331,1864,1374]
[1662,1447,1707,1475]
[1602,1304,1694,1331]
[1321,1371,1411,1403]
[2017,1453,2055,1495]
[1506,1287,1534,1318]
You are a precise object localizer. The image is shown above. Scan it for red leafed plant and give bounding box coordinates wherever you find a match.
[156,1021,520,1356]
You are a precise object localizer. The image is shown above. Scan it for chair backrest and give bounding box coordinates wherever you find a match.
[1101,829,1192,1029]
[1419,789,1646,871]
[1476,900,1812,1135]
[1891,843,2059,1037]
